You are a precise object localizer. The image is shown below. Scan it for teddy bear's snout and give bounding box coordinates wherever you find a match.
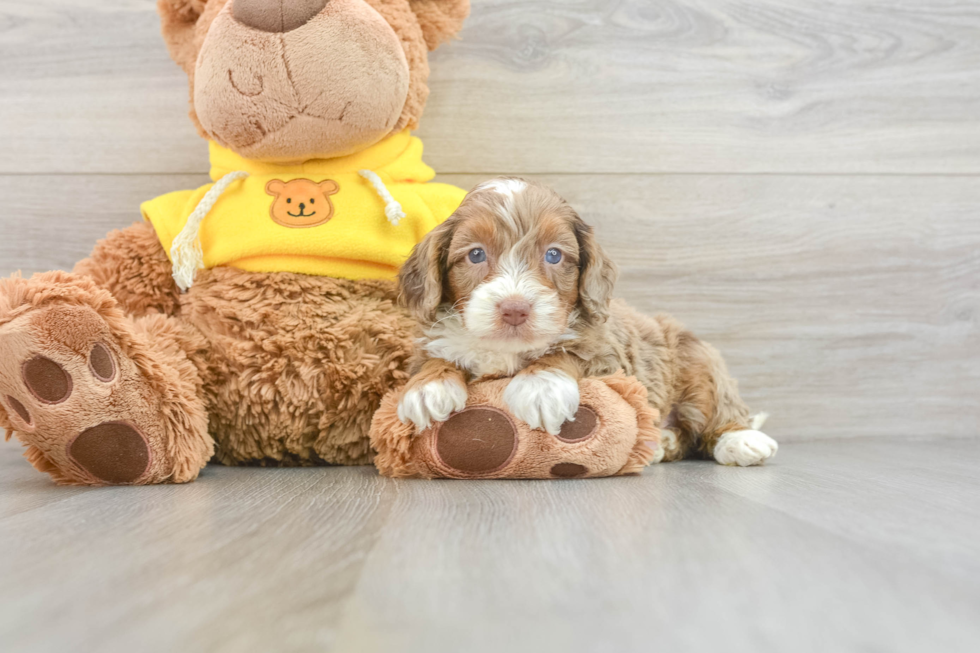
[232,0,329,34]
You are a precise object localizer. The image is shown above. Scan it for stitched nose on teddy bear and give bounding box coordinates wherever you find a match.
[232,0,329,33]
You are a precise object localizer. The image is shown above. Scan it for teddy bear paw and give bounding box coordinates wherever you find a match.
[0,302,205,485]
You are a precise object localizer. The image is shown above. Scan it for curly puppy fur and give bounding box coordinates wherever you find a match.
[398,179,777,464]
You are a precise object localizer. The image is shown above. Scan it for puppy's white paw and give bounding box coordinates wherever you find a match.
[503,370,579,435]
[714,429,778,466]
[651,428,681,464]
[397,379,468,431]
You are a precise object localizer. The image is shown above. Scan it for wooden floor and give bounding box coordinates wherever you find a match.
[1,1,979,651]
[1,439,978,653]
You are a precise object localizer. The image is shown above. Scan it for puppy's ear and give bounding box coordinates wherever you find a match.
[399,217,457,323]
[573,218,618,324]
[410,0,470,51]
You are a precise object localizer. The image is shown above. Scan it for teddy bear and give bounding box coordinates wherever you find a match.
[0,0,473,485]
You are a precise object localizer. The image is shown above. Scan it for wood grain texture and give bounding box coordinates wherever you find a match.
[2,172,977,439]
[2,2,979,651]
[3,1,980,174]
[1,440,979,653]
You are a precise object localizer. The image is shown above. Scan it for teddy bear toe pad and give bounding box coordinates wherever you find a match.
[68,422,151,484]
[22,355,73,404]
[555,406,598,443]
[434,407,518,474]
[0,304,173,485]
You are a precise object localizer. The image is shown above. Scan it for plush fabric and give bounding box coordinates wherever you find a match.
[157,0,468,161]
[231,0,329,33]
[143,131,465,280]
[0,272,212,485]
[193,0,412,161]
[0,255,421,483]
[371,373,661,479]
[0,0,471,485]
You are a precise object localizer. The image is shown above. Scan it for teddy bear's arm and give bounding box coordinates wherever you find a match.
[73,222,181,318]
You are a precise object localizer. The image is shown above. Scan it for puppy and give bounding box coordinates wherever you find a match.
[396,178,777,466]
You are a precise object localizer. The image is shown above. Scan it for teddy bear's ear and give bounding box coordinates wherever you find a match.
[319,180,340,195]
[157,0,215,75]
[266,179,286,197]
[409,0,470,51]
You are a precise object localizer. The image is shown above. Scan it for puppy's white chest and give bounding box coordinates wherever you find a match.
[425,337,530,377]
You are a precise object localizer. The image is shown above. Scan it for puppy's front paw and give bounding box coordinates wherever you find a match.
[397,378,468,431]
[713,429,778,466]
[503,370,579,435]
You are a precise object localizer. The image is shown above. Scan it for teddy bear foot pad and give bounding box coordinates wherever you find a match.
[371,374,661,479]
[434,405,600,478]
[0,285,210,485]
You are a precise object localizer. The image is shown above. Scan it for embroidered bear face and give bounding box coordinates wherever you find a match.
[265,179,340,228]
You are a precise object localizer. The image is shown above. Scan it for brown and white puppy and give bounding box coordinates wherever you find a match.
[397,178,777,465]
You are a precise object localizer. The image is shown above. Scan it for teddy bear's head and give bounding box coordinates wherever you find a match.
[158,0,469,163]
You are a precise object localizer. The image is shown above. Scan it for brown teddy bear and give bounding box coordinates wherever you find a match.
[0,0,473,485]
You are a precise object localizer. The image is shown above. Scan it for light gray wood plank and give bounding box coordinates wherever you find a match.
[1,440,979,653]
[3,1,980,174]
[447,172,979,441]
[5,171,973,439]
[0,174,208,274]
[422,0,980,174]
[0,437,89,518]
[711,439,980,580]
[0,0,206,175]
[0,462,395,653]
[335,442,980,653]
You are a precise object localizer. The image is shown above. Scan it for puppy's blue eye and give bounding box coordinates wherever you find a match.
[545,248,562,264]
[468,248,486,264]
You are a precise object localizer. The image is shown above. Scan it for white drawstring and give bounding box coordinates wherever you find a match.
[359,169,405,225]
[170,170,249,292]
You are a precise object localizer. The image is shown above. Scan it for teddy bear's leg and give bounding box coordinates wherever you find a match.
[73,221,181,318]
[0,272,213,485]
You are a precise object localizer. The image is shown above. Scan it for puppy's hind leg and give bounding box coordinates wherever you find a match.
[653,405,697,463]
[674,332,777,466]
[711,414,777,467]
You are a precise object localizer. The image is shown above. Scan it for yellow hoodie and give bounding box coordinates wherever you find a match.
[141,130,465,285]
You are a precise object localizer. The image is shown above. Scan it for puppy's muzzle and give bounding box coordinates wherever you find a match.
[499,299,531,327]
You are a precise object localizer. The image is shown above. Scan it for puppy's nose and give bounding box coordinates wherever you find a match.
[499,300,531,327]
[232,0,329,33]
[299,202,306,210]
